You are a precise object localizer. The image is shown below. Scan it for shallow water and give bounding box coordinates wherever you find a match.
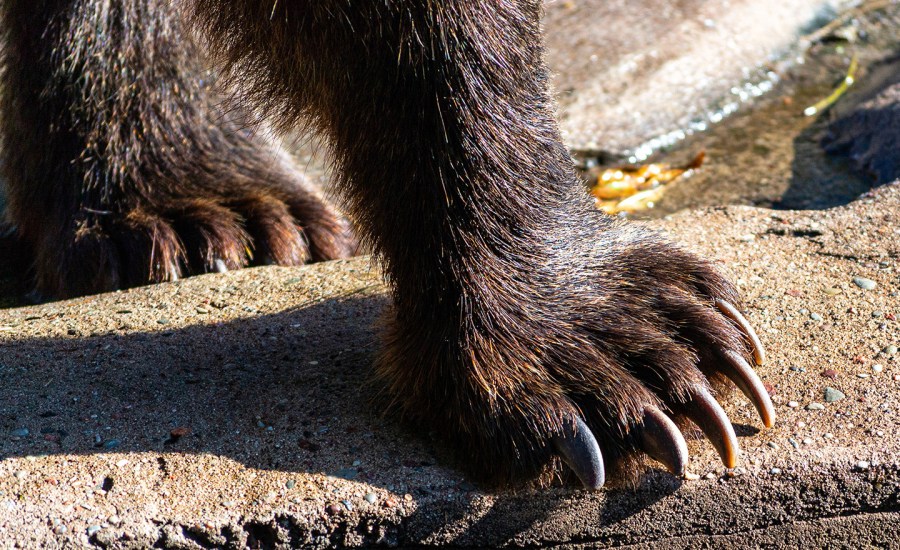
[577,2,900,219]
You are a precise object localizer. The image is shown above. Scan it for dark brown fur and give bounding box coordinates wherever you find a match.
[0,0,355,299]
[2,0,758,486]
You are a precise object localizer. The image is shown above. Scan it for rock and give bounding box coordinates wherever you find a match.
[851,277,877,291]
[824,387,846,403]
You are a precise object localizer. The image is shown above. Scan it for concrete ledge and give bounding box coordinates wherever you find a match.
[1,184,899,548]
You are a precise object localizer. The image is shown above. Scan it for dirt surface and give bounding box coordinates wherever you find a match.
[1,182,899,548]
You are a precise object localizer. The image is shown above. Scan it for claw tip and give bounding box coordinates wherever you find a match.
[553,416,605,490]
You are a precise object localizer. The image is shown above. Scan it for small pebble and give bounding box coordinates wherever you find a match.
[824,433,834,439]
[855,461,870,471]
[822,287,841,296]
[822,369,838,379]
[683,472,700,481]
[768,442,780,450]
[13,471,26,480]
[789,438,800,449]
[286,480,296,489]
[824,387,845,402]
[704,472,716,480]
[884,345,898,355]
[326,503,342,516]
[806,402,824,410]
[770,468,782,475]
[342,500,353,511]
[364,492,377,504]
[108,515,121,526]
[10,428,29,437]
[157,318,169,325]
[221,501,235,508]
[103,439,120,449]
[852,276,876,290]
[810,313,822,321]
[857,373,870,379]
[54,525,67,535]
[788,401,800,408]
[86,525,101,537]
[873,311,884,318]
[873,364,883,373]
[802,438,813,445]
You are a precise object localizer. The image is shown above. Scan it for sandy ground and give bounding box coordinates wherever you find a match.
[1,182,898,548]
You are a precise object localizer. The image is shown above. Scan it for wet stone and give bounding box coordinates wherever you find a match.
[10,428,29,437]
[852,276,876,290]
[824,387,845,402]
[364,493,377,504]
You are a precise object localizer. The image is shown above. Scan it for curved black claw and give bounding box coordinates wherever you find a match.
[720,349,776,428]
[716,299,766,366]
[679,386,739,468]
[553,416,605,489]
[638,406,689,476]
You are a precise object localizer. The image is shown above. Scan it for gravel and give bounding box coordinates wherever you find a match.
[824,387,846,402]
[852,277,877,290]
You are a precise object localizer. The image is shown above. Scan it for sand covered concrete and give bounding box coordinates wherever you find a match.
[1,182,898,548]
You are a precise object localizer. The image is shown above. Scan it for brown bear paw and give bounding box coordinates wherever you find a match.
[377,222,773,489]
[24,181,354,299]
